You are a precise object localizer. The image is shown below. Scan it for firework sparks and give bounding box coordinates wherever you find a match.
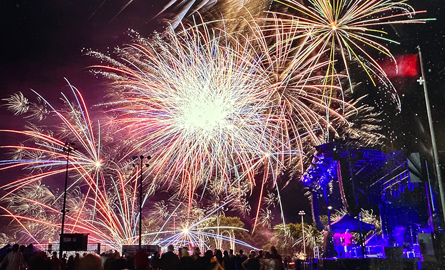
[0,85,148,248]
[266,0,432,94]
[0,8,390,246]
[89,22,303,212]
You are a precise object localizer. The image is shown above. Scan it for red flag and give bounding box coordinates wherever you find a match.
[381,54,419,78]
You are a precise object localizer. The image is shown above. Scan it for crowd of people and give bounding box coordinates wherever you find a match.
[0,244,289,270]
[149,245,286,270]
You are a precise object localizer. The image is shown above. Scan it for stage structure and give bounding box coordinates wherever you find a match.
[302,140,441,263]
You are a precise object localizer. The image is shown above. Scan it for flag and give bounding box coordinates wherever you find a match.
[381,54,419,78]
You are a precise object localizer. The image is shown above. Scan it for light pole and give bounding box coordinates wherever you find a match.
[60,142,76,259]
[417,46,445,226]
[299,210,306,256]
[133,155,151,250]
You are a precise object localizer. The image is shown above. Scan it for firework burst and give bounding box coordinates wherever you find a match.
[0,85,151,248]
[89,23,302,212]
[0,8,391,246]
[265,0,431,96]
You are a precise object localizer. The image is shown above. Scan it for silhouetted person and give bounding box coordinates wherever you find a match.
[179,247,193,270]
[214,250,223,265]
[223,250,236,270]
[270,246,283,270]
[50,252,62,270]
[151,251,161,270]
[74,253,81,270]
[104,252,119,270]
[28,251,50,270]
[203,250,223,270]
[255,250,263,260]
[192,248,205,270]
[80,253,103,270]
[260,252,276,270]
[160,245,179,270]
[0,244,27,270]
[241,251,261,270]
[135,249,149,270]
[67,255,75,270]
[235,249,247,270]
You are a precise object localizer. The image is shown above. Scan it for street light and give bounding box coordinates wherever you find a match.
[133,155,151,250]
[299,210,306,256]
[60,142,76,259]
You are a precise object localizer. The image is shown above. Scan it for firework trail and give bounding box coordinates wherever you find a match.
[88,18,386,232]
[0,11,389,246]
[0,85,258,248]
[0,85,154,248]
[155,0,274,32]
[89,22,302,213]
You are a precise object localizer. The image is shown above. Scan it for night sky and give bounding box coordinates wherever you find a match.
[0,0,444,228]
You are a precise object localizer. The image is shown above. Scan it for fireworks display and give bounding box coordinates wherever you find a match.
[0,0,433,252]
[264,0,432,101]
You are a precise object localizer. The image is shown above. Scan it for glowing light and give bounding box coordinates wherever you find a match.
[95,159,103,168]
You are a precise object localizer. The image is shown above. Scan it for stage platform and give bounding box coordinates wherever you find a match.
[320,258,425,270]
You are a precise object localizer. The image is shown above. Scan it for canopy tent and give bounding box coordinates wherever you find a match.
[330,214,375,232]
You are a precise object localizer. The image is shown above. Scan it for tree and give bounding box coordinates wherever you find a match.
[199,215,251,251]
[272,223,323,257]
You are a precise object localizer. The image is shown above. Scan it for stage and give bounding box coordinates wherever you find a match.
[318,258,441,270]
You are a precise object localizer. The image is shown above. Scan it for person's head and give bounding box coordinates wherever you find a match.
[12,244,19,252]
[270,246,277,255]
[258,250,263,257]
[249,250,256,258]
[215,249,222,258]
[80,253,103,270]
[193,247,200,257]
[204,250,213,259]
[180,247,189,257]
[19,245,25,252]
[265,252,271,259]
[239,249,244,255]
[53,251,58,258]
[167,245,174,252]
[223,250,228,256]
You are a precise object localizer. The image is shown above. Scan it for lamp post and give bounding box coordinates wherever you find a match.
[133,155,151,250]
[60,142,76,259]
[417,46,445,226]
[299,210,306,256]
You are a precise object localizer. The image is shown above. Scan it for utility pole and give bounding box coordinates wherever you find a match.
[133,155,151,250]
[60,142,76,259]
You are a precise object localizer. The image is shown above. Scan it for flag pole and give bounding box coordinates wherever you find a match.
[417,46,445,226]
